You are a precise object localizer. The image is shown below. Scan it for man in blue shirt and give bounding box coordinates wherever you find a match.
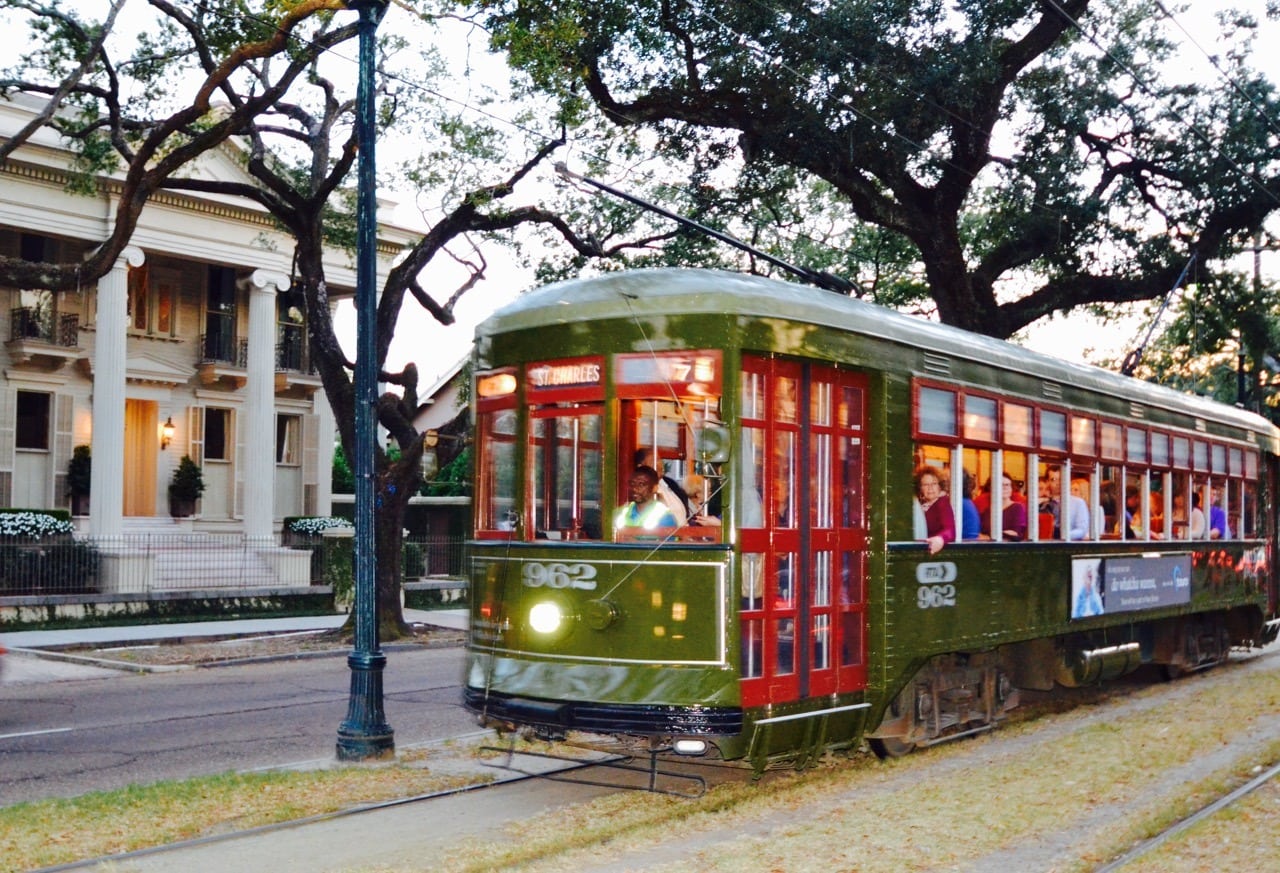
[1208,486,1230,539]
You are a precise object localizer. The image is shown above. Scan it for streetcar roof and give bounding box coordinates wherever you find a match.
[478,268,1280,445]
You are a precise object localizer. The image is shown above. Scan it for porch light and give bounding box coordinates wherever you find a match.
[161,417,175,450]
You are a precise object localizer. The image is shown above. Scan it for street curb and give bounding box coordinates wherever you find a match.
[7,646,192,674]
[9,633,466,673]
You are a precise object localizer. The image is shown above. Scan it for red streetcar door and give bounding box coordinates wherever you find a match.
[739,358,868,708]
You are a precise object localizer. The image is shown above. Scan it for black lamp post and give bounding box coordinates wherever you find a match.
[337,0,394,761]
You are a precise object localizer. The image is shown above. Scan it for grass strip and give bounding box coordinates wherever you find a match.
[0,763,476,872]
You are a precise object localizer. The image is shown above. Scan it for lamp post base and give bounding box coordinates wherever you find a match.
[335,651,395,761]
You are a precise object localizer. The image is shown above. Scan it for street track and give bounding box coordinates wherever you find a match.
[1095,758,1280,872]
[26,739,752,873]
[27,747,564,873]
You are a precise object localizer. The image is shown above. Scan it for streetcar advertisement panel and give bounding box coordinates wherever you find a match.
[1070,555,1192,619]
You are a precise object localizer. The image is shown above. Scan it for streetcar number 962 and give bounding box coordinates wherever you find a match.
[521,561,599,591]
[917,584,956,609]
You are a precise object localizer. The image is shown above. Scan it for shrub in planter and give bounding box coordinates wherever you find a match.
[67,445,91,516]
[168,455,205,517]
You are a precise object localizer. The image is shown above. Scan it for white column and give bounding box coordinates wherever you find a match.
[90,246,144,539]
[316,389,336,516]
[244,270,287,542]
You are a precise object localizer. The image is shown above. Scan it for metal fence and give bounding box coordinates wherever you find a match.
[0,534,469,597]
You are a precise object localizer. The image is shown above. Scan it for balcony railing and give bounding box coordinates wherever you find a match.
[276,324,315,373]
[199,330,247,366]
[9,308,79,346]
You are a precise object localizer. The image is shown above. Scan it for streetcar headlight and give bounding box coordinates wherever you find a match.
[528,601,564,635]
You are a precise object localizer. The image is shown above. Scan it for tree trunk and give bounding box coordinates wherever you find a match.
[374,486,412,639]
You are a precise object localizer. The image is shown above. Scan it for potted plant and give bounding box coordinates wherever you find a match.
[168,455,205,517]
[66,444,91,516]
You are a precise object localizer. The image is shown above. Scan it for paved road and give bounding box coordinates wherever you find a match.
[0,645,474,806]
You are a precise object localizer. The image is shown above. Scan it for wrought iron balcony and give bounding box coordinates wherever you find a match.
[9,308,79,346]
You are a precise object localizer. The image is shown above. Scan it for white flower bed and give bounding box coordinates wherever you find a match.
[287,516,354,536]
[0,511,74,538]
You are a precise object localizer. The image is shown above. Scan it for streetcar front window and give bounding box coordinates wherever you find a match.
[532,406,603,539]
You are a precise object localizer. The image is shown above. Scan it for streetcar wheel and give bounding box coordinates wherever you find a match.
[868,736,917,759]
[1160,663,1185,681]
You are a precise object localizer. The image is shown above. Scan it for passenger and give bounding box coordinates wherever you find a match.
[1070,477,1104,539]
[973,478,993,518]
[982,472,1028,541]
[961,471,981,540]
[614,466,678,538]
[634,449,690,525]
[913,465,955,554]
[1041,466,1089,540]
[1100,480,1122,536]
[1127,490,1163,539]
[1208,487,1230,539]
[1172,491,1206,539]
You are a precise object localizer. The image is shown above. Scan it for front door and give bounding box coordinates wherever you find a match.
[123,399,158,516]
[739,357,868,708]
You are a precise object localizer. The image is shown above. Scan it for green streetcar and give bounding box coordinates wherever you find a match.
[462,268,1280,769]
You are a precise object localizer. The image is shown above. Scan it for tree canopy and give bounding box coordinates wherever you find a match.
[458,0,1280,338]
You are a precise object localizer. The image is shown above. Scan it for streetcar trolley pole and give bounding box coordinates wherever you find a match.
[337,0,395,761]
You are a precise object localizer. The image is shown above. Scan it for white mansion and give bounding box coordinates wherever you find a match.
[0,93,413,544]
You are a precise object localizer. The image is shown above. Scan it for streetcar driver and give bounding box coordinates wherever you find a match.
[614,466,679,539]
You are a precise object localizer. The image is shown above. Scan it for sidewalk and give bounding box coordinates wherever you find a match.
[3,608,468,651]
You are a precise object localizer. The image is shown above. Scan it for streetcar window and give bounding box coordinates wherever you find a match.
[1040,410,1067,452]
[1193,440,1209,471]
[1242,480,1258,537]
[741,425,766,528]
[1071,415,1096,457]
[1099,466,1122,537]
[1150,432,1169,467]
[1004,403,1033,447]
[839,551,864,668]
[918,386,957,436]
[741,616,763,679]
[531,407,603,539]
[1126,427,1148,464]
[742,369,766,419]
[1211,443,1227,474]
[964,395,997,442]
[476,406,518,535]
[773,430,797,528]
[776,377,799,424]
[835,381,867,529]
[1101,422,1124,460]
[1172,436,1190,468]
[620,370,725,542]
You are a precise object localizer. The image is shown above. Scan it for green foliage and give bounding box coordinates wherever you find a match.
[67,445,92,498]
[332,442,355,494]
[424,446,472,497]
[1124,271,1280,416]
[168,456,206,502]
